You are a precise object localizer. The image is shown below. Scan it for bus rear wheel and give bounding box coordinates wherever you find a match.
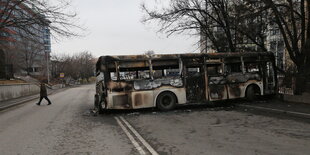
[94,95,104,114]
[246,85,259,101]
[156,92,177,111]
[97,101,104,114]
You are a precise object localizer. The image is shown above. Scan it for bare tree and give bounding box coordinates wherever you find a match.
[0,41,18,69]
[16,37,44,75]
[0,49,5,79]
[141,0,269,53]
[233,0,269,52]
[77,51,95,81]
[0,0,83,40]
[262,0,310,93]
[51,53,78,80]
[143,0,310,93]
[144,50,155,56]
[51,52,69,78]
[0,0,84,80]
[51,51,95,82]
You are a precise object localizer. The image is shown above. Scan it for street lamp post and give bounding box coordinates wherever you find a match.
[46,51,50,84]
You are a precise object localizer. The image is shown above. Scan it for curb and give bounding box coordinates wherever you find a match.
[0,95,39,111]
[236,104,310,119]
[0,87,71,112]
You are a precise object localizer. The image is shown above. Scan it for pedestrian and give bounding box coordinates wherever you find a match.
[36,83,52,105]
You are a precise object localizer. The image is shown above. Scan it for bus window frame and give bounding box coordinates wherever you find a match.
[206,63,224,77]
[151,59,182,79]
[110,60,152,82]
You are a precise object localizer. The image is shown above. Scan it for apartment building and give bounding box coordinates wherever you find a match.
[0,0,51,79]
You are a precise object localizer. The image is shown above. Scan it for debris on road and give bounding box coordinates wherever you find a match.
[127,112,140,116]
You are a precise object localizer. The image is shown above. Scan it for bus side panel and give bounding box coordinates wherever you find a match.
[153,87,187,106]
[208,84,228,101]
[227,84,243,99]
[107,92,132,109]
[107,87,186,109]
[131,91,154,109]
[227,81,264,99]
[106,93,159,109]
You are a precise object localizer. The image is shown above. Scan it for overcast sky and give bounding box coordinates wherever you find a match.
[51,0,199,57]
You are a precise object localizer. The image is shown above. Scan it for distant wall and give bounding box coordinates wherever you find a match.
[0,84,39,101]
[51,84,65,90]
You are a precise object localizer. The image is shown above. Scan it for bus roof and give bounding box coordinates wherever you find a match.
[96,52,275,72]
[98,52,274,62]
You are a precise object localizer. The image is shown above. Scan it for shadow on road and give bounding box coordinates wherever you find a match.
[86,100,239,117]
[82,95,281,118]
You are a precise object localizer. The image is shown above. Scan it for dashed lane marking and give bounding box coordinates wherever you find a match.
[114,117,146,155]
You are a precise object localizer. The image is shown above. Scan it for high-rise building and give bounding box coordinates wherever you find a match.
[0,0,51,80]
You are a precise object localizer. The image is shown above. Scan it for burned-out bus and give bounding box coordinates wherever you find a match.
[94,52,276,112]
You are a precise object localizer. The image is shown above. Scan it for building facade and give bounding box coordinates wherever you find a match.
[0,0,51,80]
[266,23,285,70]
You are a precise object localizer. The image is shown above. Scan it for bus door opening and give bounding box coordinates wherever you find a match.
[207,63,228,101]
[185,66,206,103]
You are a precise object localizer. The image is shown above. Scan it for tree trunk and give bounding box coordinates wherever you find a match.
[295,65,307,95]
[295,38,310,94]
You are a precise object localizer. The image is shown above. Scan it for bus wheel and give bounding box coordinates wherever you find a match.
[97,101,104,114]
[246,85,258,101]
[94,95,104,114]
[156,92,177,111]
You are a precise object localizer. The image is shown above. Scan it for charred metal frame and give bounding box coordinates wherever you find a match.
[95,52,277,109]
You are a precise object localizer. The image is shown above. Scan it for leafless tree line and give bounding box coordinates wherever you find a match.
[142,0,310,92]
[0,36,46,76]
[18,37,45,75]
[142,0,269,53]
[51,51,96,82]
[0,0,83,78]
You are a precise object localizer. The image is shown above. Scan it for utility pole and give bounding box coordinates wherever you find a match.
[205,0,208,53]
[46,51,50,84]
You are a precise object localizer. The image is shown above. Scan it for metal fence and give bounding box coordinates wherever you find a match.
[278,74,295,95]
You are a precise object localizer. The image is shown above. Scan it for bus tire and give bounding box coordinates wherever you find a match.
[94,95,104,114]
[97,101,104,114]
[246,85,259,101]
[156,92,177,111]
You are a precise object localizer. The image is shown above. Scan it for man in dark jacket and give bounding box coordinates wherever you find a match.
[36,83,52,105]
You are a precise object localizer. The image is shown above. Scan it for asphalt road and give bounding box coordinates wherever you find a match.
[0,84,309,155]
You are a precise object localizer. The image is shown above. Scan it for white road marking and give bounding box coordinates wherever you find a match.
[114,117,146,155]
[239,104,310,118]
[119,116,159,155]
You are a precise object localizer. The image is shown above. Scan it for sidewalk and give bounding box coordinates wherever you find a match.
[0,87,69,111]
[237,99,310,118]
[282,92,310,104]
